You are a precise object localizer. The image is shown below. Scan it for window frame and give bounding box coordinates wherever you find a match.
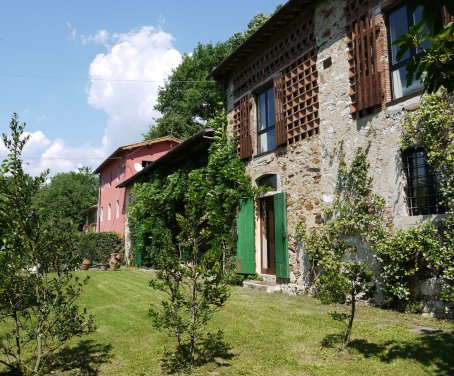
[256,86,276,154]
[387,4,426,100]
[403,149,445,216]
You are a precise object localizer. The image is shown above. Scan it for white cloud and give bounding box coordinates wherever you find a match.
[1,25,182,177]
[87,26,182,152]
[66,22,77,40]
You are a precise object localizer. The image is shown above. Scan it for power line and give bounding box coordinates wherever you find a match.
[0,73,217,84]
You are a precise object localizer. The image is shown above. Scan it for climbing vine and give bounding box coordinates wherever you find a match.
[129,112,254,369]
[400,89,454,303]
[298,145,386,347]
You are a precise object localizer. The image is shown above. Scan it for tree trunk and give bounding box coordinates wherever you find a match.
[33,333,43,374]
[343,292,356,347]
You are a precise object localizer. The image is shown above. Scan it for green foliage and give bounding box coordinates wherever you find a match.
[34,167,98,229]
[394,1,454,93]
[375,222,446,310]
[400,89,454,304]
[77,232,123,263]
[0,114,94,375]
[145,12,272,140]
[131,117,254,369]
[298,145,385,346]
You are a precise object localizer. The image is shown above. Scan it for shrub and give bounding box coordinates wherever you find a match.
[77,232,124,263]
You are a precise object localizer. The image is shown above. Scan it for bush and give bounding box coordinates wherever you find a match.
[77,232,124,263]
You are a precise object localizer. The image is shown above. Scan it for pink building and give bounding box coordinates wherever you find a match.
[94,137,180,235]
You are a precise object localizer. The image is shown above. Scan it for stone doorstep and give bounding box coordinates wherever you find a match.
[242,279,281,293]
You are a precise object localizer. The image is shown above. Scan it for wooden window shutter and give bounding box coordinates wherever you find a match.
[273,74,287,146]
[273,192,289,279]
[237,95,253,160]
[348,14,382,115]
[237,198,256,274]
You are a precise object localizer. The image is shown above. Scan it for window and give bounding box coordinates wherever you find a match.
[117,165,121,181]
[115,200,120,219]
[257,87,276,154]
[109,172,112,187]
[404,150,445,216]
[100,207,103,223]
[388,5,429,99]
[108,203,111,221]
[256,174,277,191]
[100,175,104,192]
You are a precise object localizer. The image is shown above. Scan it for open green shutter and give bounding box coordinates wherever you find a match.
[274,192,289,279]
[237,198,255,274]
[135,224,142,266]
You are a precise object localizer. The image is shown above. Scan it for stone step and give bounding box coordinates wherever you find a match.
[243,280,281,293]
[260,274,276,283]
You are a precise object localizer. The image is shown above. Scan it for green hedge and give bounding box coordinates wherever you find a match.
[77,232,124,263]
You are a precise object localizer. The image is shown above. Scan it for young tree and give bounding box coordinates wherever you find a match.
[131,116,254,370]
[299,146,385,347]
[0,114,94,375]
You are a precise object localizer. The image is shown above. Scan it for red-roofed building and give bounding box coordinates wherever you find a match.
[94,137,180,235]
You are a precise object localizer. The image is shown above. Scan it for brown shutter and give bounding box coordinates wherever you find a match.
[237,95,252,160]
[273,74,286,147]
[348,13,382,116]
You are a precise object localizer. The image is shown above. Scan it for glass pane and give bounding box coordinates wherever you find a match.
[267,88,275,128]
[258,92,267,131]
[266,128,276,151]
[392,66,423,99]
[413,6,431,51]
[389,5,410,64]
[259,132,268,154]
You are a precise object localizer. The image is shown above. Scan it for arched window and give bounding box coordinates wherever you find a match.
[256,174,277,191]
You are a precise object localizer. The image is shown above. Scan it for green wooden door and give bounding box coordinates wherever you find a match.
[237,198,255,274]
[135,224,143,267]
[274,192,289,279]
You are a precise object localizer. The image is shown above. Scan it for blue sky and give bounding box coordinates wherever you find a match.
[0,1,282,175]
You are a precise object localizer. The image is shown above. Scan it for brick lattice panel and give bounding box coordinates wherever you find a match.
[282,50,319,145]
[233,14,315,99]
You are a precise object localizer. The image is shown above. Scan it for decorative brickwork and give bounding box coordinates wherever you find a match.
[233,13,316,99]
[233,95,253,159]
[281,52,320,145]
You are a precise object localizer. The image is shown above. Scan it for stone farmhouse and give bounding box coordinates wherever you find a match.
[211,0,451,291]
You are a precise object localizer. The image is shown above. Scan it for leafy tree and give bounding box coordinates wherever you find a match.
[34,167,98,228]
[394,0,454,93]
[131,114,254,369]
[145,12,273,140]
[0,114,94,375]
[298,146,385,347]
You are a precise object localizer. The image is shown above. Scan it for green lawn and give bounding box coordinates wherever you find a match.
[6,269,454,375]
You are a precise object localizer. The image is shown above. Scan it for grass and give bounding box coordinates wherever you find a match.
[2,268,453,375]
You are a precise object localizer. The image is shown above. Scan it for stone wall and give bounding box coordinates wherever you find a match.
[225,0,439,294]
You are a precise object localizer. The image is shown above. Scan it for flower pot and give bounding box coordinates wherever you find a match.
[109,253,120,271]
[80,258,91,271]
[99,264,108,271]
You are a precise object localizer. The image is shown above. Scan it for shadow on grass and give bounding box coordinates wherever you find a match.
[320,333,345,349]
[348,331,454,376]
[45,339,113,375]
[162,332,236,374]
